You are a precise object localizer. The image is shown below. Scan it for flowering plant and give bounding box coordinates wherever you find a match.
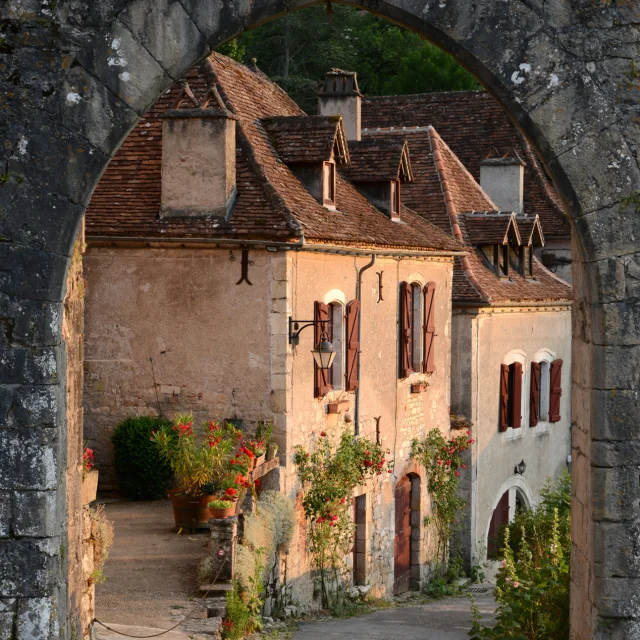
[151,415,237,496]
[411,427,474,566]
[294,428,392,609]
[208,498,236,510]
[82,447,95,478]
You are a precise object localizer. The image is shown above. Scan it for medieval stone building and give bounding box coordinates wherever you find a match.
[82,54,571,603]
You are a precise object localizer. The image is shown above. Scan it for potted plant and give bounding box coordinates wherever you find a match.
[208,498,236,519]
[82,447,99,505]
[247,420,274,468]
[151,416,239,530]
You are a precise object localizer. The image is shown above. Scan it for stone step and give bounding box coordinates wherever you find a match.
[199,581,233,596]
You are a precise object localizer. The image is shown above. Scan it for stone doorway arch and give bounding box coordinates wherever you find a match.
[0,1,637,637]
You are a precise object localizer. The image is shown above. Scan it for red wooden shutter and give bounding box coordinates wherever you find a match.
[487,491,510,558]
[530,362,540,427]
[345,300,360,391]
[499,364,509,432]
[511,362,523,428]
[400,282,412,378]
[314,301,332,398]
[422,282,436,374]
[549,359,563,423]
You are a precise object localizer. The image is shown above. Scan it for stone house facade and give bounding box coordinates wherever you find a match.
[83,54,571,601]
[83,54,464,602]
[363,105,573,566]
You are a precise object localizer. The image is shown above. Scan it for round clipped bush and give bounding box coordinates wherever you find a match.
[111,415,174,500]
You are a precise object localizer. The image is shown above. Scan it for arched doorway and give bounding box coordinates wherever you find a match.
[394,474,420,595]
[487,486,530,559]
[0,2,635,637]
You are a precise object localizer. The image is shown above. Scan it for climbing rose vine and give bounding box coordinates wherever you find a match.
[294,429,392,609]
[411,428,474,566]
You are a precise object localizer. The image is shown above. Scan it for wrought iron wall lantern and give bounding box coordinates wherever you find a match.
[288,317,336,370]
[514,459,527,475]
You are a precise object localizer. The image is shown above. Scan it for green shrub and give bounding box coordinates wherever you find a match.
[111,415,173,500]
[469,473,571,640]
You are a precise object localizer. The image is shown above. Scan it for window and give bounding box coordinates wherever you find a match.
[411,283,422,372]
[323,161,336,206]
[390,180,401,220]
[499,361,523,431]
[328,302,344,390]
[399,281,437,378]
[520,246,533,278]
[530,357,563,426]
[497,245,509,277]
[539,360,550,421]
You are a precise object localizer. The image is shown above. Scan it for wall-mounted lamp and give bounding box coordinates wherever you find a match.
[289,317,336,370]
[514,459,527,475]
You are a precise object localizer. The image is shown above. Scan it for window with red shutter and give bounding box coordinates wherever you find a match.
[345,300,360,391]
[499,364,509,432]
[422,282,436,374]
[314,301,332,398]
[549,359,563,423]
[530,362,540,427]
[510,362,523,428]
[399,282,412,378]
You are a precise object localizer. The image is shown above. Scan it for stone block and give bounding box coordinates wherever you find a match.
[76,19,173,116]
[0,495,11,538]
[118,0,209,81]
[587,259,627,304]
[592,345,640,391]
[12,492,58,538]
[0,538,59,597]
[596,576,640,618]
[0,429,58,491]
[592,467,640,523]
[575,207,640,264]
[15,597,52,640]
[593,300,640,347]
[592,390,640,442]
[594,521,640,579]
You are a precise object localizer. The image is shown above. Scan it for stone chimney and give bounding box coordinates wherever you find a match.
[480,150,525,214]
[160,81,237,219]
[318,69,362,141]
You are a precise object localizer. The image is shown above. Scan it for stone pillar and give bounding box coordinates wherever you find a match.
[208,517,237,583]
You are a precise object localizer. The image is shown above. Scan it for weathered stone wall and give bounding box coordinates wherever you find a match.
[0,0,638,636]
[83,245,273,491]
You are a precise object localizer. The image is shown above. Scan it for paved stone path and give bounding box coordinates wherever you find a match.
[289,592,496,640]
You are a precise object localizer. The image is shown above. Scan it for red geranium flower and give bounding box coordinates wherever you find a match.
[225,487,238,497]
[320,431,327,437]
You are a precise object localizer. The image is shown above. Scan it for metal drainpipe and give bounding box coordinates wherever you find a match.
[354,254,376,436]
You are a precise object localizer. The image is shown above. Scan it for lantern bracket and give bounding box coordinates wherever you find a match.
[288,317,329,346]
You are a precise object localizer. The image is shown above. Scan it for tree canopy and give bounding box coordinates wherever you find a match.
[217,6,482,113]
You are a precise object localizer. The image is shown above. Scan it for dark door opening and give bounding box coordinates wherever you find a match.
[353,494,367,586]
[394,476,412,595]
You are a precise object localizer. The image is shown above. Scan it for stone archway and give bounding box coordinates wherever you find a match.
[0,1,637,637]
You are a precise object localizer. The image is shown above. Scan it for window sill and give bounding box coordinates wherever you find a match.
[505,427,524,441]
[326,400,350,415]
[410,382,429,394]
[533,422,551,435]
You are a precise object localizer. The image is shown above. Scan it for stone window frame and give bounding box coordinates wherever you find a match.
[533,348,556,433]
[502,349,527,440]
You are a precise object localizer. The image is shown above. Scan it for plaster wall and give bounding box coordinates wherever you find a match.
[279,251,454,603]
[452,306,572,564]
[83,246,273,491]
[479,164,524,214]
[318,96,361,141]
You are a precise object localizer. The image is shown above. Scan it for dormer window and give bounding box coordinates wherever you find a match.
[323,161,336,207]
[520,246,533,278]
[497,245,509,278]
[390,181,401,220]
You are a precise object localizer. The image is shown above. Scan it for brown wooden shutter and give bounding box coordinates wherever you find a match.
[345,300,360,391]
[549,359,563,423]
[487,491,510,558]
[422,282,436,374]
[314,301,332,398]
[530,361,540,427]
[511,362,523,428]
[499,364,509,432]
[400,282,412,378]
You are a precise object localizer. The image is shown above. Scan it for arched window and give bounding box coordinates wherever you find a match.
[328,301,345,390]
[410,283,422,372]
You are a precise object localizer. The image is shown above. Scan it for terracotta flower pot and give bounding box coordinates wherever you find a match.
[254,453,266,468]
[82,470,99,505]
[209,503,236,518]
[170,493,216,530]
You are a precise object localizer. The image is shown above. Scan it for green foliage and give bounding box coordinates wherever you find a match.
[423,556,465,599]
[223,580,258,640]
[411,428,474,566]
[218,6,481,113]
[294,428,392,609]
[469,473,571,640]
[111,415,173,500]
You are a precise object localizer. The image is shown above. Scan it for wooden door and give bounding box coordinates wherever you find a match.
[394,476,412,595]
[487,490,510,558]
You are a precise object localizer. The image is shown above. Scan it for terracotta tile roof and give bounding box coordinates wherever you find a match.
[341,138,413,183]
[260,115,350,165]
[85,54,462,253]
[362,91,570,237]
[463,213,521,246]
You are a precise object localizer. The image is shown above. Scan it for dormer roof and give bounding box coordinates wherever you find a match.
[515,215,545,247]
[463,212,521,246]
[261,115,350,165]
[341,138,413,183]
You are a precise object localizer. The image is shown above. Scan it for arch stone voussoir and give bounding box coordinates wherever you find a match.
[0,0,638,637]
